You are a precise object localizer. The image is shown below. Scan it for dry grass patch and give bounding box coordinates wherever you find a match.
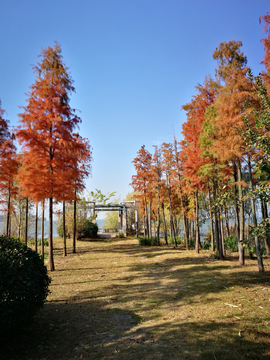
[1,236,270,360]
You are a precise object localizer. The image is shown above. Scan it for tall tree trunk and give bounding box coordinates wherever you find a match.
[6,192,11,236]
[144,196,149,238]
[233,163,240,241]
[237,158,245,265]
[220,210,225,255]
[49,197,55,271]
[216,210,223,258]
[174,215,178,237]
[263,200,270,255]
[173,136,188,248]
[157,187,160,245]
[208,188,215,251]
[25,197,28,246]
[260,198,269,254]
[162,202,168,245]
[63,201,67,256]
[192,219,195,242]
[149,199,152,239]
[225,206,230,237]
[168,187,176,246]
[8,214,11,237]
[35,204,38,252]
[73,199,77,253]
[213,163,222,257]
[143,214,146,237]
[18,200,21,239]
[185,202,190,249]
[195,190,200,253]
[41,200,45,259]
[248,157,264,272]
[184,212,189,249]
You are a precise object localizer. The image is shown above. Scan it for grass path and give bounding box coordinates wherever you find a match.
[2,237,270,359]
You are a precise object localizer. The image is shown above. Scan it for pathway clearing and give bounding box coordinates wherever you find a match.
[2,237,270,359]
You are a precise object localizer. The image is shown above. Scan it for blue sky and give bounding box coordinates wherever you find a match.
[0,0,269,204]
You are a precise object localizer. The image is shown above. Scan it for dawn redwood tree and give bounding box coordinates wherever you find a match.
[131,145,153,238]
[152,145,164,245]
[210,40,260,265]
[0,103,19,236]
[242,72,270,272]
[0,139,19,236]
[172,136,190,249]
[161,142,177,246]
[181,77,216,254]
[199,103,233,254]
[16,43,91,271]
[260,10,270,94]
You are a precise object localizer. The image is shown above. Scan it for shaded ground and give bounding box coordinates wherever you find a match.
[1,237,270,360]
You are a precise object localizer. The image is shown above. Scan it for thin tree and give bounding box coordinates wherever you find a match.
[16,43,91,271]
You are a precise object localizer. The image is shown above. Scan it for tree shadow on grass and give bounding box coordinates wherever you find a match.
[104,258,270,306]
[2,300,269,360]
[0,299,142,360]
[3,238,269,360]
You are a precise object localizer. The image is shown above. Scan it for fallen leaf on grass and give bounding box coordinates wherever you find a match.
[224,303,239,308]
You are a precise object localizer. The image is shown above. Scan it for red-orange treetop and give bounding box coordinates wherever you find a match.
[181,77,216,190]
[16,43,91,202]
[260,9,270,94]
[131,145,153,202]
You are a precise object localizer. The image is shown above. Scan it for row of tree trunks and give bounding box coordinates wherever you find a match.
[162,202,168,245]
[34,204,38,252]
[248,156,264,272]
[237,158,245,266]
[261,196,270,255]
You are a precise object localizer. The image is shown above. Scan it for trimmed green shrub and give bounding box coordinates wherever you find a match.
[0,236,51,333]
[77,219,98,239]
[57,219,98,239]
[167,235,184,246]
[246,239,266,257]
[224,235,238,252]
[202,240,211,250]
[118,232,125,238]
[28,238,49,247]
[189,238,195,249]
[139,236,158,246]
[57,223,70,238]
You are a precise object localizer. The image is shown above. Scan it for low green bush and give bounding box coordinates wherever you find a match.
[118,232,125,238]
[28,238,49,247]
[246,240,266,257]
[202,240,211,250]
[224,235,238,252]
[167,235,184,246]
[189,238,195,249]
[139,236,158,246]
[57,223,71,238]
[210,251,220,259]
[77,219,98,239]
[58,219,98,239]
[0,236,51,333]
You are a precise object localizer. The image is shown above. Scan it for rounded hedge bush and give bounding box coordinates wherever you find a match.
[0,236,51,333]
[77,219,98,239]
[57,219,98,239]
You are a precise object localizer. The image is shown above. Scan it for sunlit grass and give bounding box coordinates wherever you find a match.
[2,236,270,360]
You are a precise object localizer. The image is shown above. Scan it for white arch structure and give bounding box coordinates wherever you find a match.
[86,201,139,237]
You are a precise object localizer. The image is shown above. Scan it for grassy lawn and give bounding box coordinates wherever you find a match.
[2,236,270,360]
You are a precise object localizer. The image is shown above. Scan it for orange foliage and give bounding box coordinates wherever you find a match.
[16,43,91,203]
[181,77,216,189]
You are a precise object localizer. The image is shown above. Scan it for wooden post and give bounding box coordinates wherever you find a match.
[35,204,38,252]
[25,197,28,246]
[123,205,127,237]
